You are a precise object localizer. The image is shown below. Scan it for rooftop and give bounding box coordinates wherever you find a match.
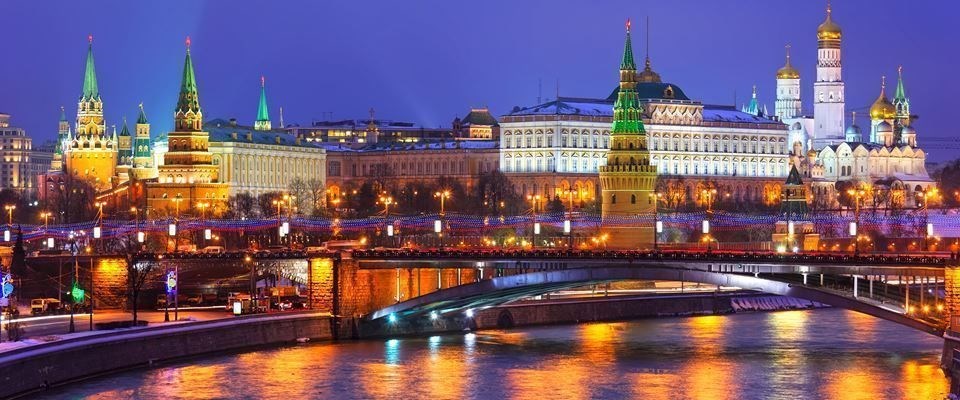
[321,140,497,153]
[204,119,320,148]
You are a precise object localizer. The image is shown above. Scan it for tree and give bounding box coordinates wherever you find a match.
[10,227,26,276]
[306,178,325,216]
[44,173,96,223]
[258,192,283,218]
[288,178,309,216]
[229,193,257,219]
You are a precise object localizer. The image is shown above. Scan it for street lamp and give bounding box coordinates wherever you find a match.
[3,204,15,225]
[846,188,865,256]
[40,211,52,230]
[434,190,451,248]
[527,194,542,248]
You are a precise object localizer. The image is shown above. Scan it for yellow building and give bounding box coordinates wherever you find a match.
[146,38,228,217]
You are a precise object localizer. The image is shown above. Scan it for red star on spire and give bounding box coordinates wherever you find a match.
[626,18,631,32]
[185,36,192,48]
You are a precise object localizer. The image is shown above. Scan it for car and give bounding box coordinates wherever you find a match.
[30,298,62,316]
[186,295,203,306]
[201,246,225,254]
[156,294,168,308]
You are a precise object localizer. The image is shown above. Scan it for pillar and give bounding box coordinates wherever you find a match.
[307,257,335,313]
[853,275,858,298]
[940,265,960,370]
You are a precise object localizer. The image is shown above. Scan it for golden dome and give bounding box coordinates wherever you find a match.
[870,77,896,120]
[776,45,800,79]
[817,6,842,41]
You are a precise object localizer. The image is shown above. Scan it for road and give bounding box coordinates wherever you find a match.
[1,309,233,340]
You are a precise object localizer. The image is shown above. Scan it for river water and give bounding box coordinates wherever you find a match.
[39,308,949,400]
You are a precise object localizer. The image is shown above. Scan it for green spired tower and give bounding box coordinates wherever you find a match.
[254,75,271,131]
[598,19,658,249]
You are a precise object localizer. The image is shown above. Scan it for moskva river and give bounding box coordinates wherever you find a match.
[38,308,949,399]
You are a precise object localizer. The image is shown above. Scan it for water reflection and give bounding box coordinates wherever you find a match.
[36,309,949,400]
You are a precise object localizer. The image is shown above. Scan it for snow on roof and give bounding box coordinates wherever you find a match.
[322,140,498,153]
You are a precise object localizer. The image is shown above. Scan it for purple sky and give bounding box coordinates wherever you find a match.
[1,0,957,161]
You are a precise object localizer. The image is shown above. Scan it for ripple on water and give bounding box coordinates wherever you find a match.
[35,308,949,400]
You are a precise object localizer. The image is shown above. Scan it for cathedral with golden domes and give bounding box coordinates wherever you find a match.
[778,4,934,209]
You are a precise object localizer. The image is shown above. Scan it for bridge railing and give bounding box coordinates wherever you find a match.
[350,248,950,266]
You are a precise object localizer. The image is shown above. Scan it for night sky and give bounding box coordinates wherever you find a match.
[2,0,957,161]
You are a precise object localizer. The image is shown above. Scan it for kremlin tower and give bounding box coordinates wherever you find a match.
[146,37,227,214]
[254,76,271,131]
[64,35,117,190]
[598,19,658,249]
[811,3,845,146]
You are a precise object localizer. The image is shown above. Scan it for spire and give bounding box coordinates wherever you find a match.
[254,75,271,131]
[136,102,148,124]
[620,18,636,71]
[894,65,907,101]
[636,17,661,84]
[119,116,130,136]
[177,36,201,115]
[81,35,99,101]
[611,21,645,135]
[60,106,67,122]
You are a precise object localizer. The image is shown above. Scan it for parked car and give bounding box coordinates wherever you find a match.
[156,294,168,309]
[30,298,62,316]
[201,246,225,254]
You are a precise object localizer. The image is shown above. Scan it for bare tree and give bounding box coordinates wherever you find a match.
[288,178,309,215]
[307,178,325,216]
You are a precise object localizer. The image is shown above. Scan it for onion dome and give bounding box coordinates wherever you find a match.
[876,120,893,132]
[845,123,861,136]
[870,77,896,120]
[817,5,842,41]
[777,45,800,79]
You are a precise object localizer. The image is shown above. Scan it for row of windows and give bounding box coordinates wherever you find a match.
[654,159,788,177]
[648,135,786,155]
[504,135,610,149]
[329,158,496,178]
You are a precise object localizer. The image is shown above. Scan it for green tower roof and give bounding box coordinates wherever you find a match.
[894,66,907,101]
[176,37,201,114]
[785,165,804,185]
[611,20,645,135]
[136,103,148,124]
[81,36,99,101]
[119,117,130,136]
[620,19,637,71]
[256,76,270,123]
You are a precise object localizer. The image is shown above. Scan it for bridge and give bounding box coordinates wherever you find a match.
[21,248,960,366]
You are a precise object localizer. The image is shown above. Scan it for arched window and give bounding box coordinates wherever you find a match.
[611,194,617,204]
[631,194,637,204]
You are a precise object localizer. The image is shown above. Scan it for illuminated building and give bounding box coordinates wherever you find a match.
[286,117,454,144]
[0,113,42,194]
[145,38,228,215]
[499,22,789,206]
[64,36,117,191]
[782,6,933,208]
[598,20,657,248]
[453,108,499,140]
[323,140,499,200]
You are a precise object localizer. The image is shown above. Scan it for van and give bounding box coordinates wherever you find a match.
[30,298,62,316]
[202,246,225,254]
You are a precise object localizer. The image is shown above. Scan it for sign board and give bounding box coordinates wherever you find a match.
[166,271,178,293]
[1,273,13,298]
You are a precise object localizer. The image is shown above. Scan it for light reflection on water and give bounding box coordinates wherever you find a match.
[37,309,949,400]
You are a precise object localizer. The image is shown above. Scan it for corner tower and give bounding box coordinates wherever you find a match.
[598,19,658,249]
[812,3,845,146]
[64,35,117,190]
[254,76,271,131]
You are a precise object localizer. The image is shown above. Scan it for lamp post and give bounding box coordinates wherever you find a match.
[171,194,183,253]
[918,188,938,251]
[846,188,865,256]
[378,194,394,247]
[40,211,51,230]
[434,190,451,249]
[3,205,14,226]
[701,189,717,252]
[527,194,542,249]
[564,188,577,249]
